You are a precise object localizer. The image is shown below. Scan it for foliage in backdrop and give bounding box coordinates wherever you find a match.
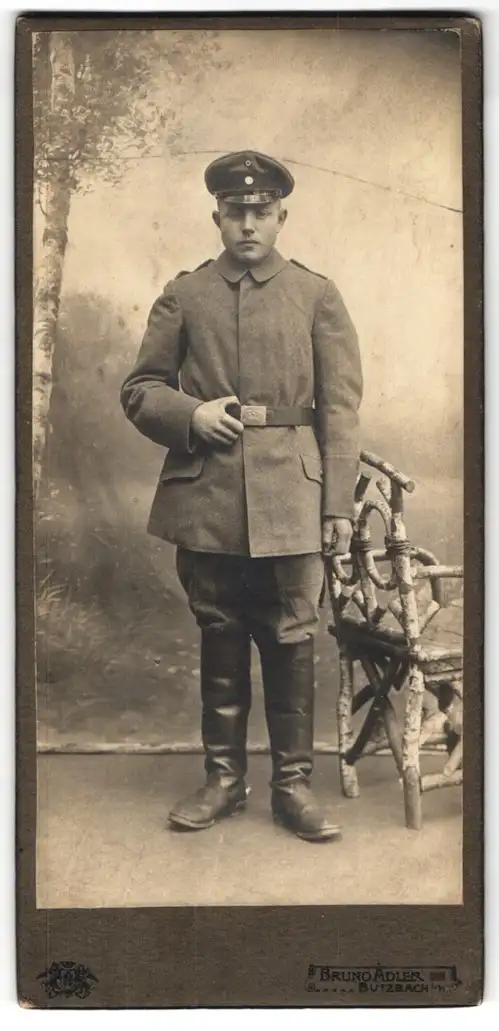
[33,28,225,494]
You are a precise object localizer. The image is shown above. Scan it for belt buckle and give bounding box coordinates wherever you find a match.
[240,405,267,426]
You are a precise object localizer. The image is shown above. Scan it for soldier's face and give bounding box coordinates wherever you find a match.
[213,200,287,265]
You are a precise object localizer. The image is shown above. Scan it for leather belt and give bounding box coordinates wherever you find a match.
[227,403,314,427]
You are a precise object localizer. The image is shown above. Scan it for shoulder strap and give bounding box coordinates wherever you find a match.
[290,258,327,280]
[174,258,214,280]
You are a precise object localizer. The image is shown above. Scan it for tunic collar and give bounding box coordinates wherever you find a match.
[214,248,287,284]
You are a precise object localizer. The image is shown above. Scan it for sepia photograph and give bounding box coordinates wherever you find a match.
[31,23,466,914]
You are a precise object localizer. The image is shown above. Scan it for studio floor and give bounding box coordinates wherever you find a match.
[37,753,462,908]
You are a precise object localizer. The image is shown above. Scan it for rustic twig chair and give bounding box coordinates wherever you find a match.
[326,450,463,829]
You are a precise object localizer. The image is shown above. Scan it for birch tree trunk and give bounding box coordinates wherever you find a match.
[33,32,75,500]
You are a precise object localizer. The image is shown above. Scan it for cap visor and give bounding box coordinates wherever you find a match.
[216,191,280,205]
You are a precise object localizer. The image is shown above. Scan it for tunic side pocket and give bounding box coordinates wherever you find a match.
[300,452,324,484]
[161,450,206,482]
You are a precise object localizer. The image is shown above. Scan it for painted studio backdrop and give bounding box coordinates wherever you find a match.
[34,28,463,751]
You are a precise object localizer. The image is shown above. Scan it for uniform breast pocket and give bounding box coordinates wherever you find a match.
[300,453,323,484]
[161,450,206,483]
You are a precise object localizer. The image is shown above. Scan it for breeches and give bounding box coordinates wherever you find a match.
[176,549,324,644]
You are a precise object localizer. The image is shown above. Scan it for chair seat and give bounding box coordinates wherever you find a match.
[334,594,462,662]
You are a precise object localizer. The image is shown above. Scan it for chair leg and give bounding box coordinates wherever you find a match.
[402,666,425,829]
[337,651,360,798]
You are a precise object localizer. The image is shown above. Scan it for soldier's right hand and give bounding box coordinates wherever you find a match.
[190,396,244,447]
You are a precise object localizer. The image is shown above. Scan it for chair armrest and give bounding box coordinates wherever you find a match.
[413,565,464,581]
[360,449,415,493]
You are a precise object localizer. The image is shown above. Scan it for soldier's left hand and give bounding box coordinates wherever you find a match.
[322,517,352,556]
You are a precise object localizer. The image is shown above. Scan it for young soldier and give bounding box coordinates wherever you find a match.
[121,151,363,842]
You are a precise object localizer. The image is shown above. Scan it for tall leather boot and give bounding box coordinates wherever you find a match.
[256,633,342,842]
[168,629,251,830]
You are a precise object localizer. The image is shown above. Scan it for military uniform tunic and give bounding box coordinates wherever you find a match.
[121,248,363,558]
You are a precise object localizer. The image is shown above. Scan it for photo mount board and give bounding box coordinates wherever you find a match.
[16,12,483,1008]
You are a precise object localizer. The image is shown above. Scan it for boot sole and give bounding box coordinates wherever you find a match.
[168,799,247,831]
[273,813,342,843]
